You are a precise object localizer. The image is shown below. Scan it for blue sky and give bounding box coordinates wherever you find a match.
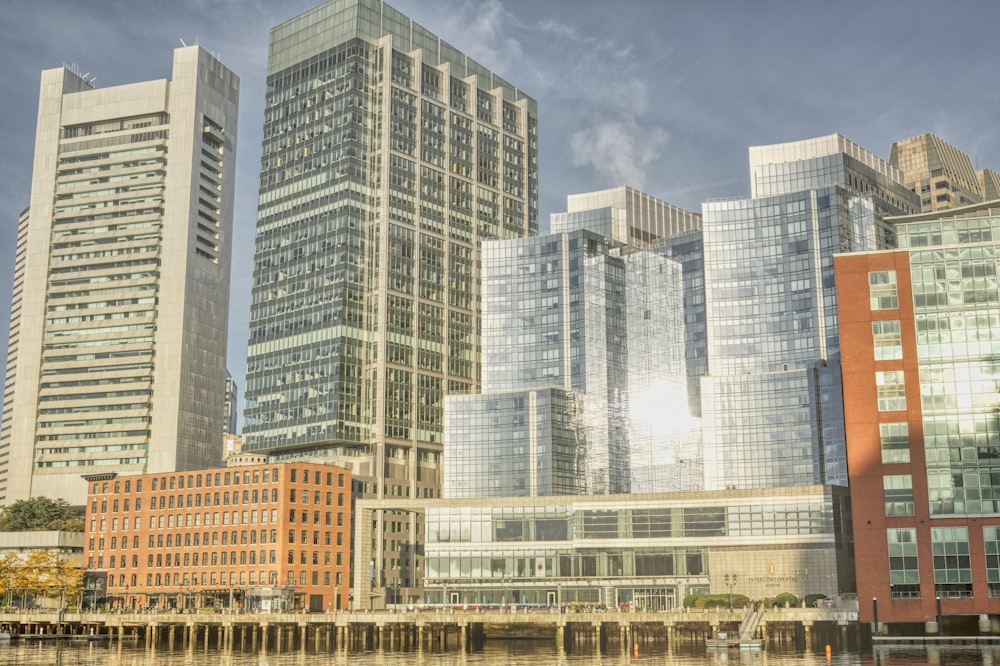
[3,0,1000,425]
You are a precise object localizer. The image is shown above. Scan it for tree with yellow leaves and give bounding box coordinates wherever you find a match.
[1,550,82,609]
[0,553,22,608]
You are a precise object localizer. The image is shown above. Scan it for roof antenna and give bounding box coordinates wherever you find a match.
[179,38,188,47]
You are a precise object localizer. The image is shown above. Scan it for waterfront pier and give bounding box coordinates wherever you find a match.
[0,606,864,653]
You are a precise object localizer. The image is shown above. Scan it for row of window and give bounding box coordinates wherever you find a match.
[887,526,1000,598]
[104,569,344,590]
[92,488,347,514]
[89,507,346,532]
[95,547,344,571]
[90,467,347,496]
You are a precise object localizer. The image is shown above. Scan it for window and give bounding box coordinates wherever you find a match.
[869,270,899,310]
[880,423,910,463]
[883,475,914,516]
[887,528,920,598]
[872,320,903,360]
[876,371,906,411]
[932,527,972,598]
[984,526,1000,597]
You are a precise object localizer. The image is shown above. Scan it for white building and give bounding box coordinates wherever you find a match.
[0,46,239,506]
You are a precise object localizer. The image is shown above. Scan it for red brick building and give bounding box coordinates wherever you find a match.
[836,203,1000,632]
[84,462,351,612]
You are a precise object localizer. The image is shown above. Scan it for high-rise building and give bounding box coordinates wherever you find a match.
[700,134,919,491]
[242,0,537,604]
[836,200,1000,628]
[890,133,1000,212]
[0,47,239,506]
[223,370,238,437]
[444,188,702,497]
[0,208,30,503]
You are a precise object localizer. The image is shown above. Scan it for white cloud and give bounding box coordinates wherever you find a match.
[569,119,668,190]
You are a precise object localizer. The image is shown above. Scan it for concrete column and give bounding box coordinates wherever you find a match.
[300,624,307,651]
[260,625,268,652]
[168,625,176,650]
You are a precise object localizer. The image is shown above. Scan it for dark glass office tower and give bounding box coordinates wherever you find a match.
[243,0,537,604]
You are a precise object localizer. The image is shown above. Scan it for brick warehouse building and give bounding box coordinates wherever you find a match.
[836,201,1000,633]
[83,462,351,612]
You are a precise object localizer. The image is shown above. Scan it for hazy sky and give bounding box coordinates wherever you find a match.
[3,0,1000,426]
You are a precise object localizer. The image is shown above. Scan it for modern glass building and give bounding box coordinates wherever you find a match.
[838,201,1000,626]
[0,47,239,506]
[445,188,703,497]
[242,0,537,605]
[701,135,919,491]
[353,485,855,610]
[446,230,631,496]
[443,388,587,497]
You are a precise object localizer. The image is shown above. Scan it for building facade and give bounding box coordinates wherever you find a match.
[837,201,1000,628]
[224,371,238,437]
[890,133,1000,212]
[83,462,351,612]
[241,0,537,605]
[355,486,855,610]
[700,134,919,491]
[0,47,239,506]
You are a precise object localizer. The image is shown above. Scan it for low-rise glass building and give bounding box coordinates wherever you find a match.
[354,486,855,609]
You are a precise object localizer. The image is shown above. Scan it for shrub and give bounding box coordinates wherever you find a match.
[683,593,704,608]
[773,592,799,607]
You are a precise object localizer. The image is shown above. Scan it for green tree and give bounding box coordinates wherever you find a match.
[0,497,81,531]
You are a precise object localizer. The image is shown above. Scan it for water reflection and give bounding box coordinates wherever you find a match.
[3,643,1000,666]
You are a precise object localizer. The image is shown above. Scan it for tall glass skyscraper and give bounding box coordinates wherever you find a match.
[701,135,919,490]
[242,0,537,602]
[0,47,239,506]
[445,188,702,497]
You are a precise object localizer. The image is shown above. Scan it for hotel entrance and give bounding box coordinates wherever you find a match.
[619,587,675,611]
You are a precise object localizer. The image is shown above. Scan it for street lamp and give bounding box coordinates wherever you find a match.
[936,595,943,636]
[724,573,737,610]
